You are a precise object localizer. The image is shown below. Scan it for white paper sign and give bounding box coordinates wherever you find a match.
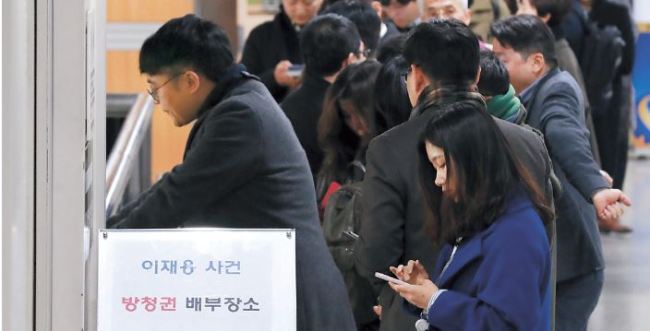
[98,229,296,331]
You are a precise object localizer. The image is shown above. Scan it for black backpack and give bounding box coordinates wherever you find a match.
[579,20,625,116]
[321,163,377,326]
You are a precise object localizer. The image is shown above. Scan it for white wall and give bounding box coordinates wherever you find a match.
[2,1,35,330]
[634,1,650,23]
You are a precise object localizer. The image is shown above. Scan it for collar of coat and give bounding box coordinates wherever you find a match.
[518,67,560,109]
[183,64,257,160]
[195,63,253,119]
[409,85,485,120]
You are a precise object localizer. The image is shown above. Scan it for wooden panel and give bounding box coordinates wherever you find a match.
[196,1,239,54]
[107,0,197,182]
[107,0,194,22]
[107,51,145,93]
[107,50,192,183]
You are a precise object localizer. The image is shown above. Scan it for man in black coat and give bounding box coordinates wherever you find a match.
[590,0,636,191]
[108,15,356,331]
[355,20,556,331]
[241,0,322,102]
[281,14,366,178]
[492,15,632,330]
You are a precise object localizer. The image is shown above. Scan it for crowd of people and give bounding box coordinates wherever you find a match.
[107,0,637,330]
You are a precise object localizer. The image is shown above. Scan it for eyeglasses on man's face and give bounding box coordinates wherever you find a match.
[147,72,183,103]
[357,47,372,59]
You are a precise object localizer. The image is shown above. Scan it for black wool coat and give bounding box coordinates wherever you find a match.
[240,7,302,102]
[108,68,356,331]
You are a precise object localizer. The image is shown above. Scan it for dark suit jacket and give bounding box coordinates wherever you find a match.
[281,73,330,178]
[355,92,554,331]
[521,68,609,282]
[422,190,551,331]
[240,7,302,102]
[379,21,401,45]
[108,70,355,331]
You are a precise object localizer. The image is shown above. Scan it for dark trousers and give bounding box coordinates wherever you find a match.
[555,270,604,331]
[593,75,632,189]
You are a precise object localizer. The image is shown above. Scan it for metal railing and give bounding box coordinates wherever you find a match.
[106,93,139,118]
[105,93,155,217]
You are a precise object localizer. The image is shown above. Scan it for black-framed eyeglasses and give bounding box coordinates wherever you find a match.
[360,48,372,58]
[147,72,183,103]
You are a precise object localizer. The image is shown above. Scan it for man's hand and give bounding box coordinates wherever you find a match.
[373,305,382,320]
[592,188,632,223]
[273,60,301,88]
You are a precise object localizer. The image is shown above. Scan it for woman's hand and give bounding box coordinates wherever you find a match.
[390,260,430,285]
[389,279,439,309]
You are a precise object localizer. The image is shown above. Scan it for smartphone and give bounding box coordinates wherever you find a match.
[286,64,304,77]
[375,272,409,286]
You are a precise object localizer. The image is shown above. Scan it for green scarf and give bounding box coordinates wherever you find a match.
[487,85,522,122]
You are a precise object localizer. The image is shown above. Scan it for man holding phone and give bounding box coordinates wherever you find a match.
[241,0,323,102]
[281,14,367,178]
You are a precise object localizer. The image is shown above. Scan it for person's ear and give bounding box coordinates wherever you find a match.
[371,1,383,18]
[540,13,551,24]
[474,66,482,85]
[183,71,202,94]
[344,52,356,68]
[464,9,473,26]
[412,65,430,95]
[530,52,546,75]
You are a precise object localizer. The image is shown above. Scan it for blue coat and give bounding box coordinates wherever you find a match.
[422,191,551,330]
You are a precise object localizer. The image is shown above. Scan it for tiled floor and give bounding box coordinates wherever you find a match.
[589,158,650,331]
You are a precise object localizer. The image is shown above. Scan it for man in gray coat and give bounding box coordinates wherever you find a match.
[492,15,632,330]
[107,15,356,331]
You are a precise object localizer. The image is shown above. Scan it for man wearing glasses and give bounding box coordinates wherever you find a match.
[108,14,356,331]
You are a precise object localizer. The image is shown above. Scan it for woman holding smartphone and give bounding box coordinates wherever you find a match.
[388,99,554,330]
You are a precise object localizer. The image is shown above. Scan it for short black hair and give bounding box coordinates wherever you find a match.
[139,14,233,81]
[478,49,510,97]
[380,0,415,6]
[403,19,480,87]
[528,0,571,28]
[300,14,362,77]
[490,14,557,67]
[322,0,381,56]
[376,33,407,63]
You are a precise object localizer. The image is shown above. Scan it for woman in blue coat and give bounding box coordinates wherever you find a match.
[388,99,554,330]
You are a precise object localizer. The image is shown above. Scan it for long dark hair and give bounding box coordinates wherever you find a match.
[374,56,412,133]
[318,60,382,183]
[419,100,554,245]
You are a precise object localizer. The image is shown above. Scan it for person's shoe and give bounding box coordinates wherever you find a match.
[599,221,633,234]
